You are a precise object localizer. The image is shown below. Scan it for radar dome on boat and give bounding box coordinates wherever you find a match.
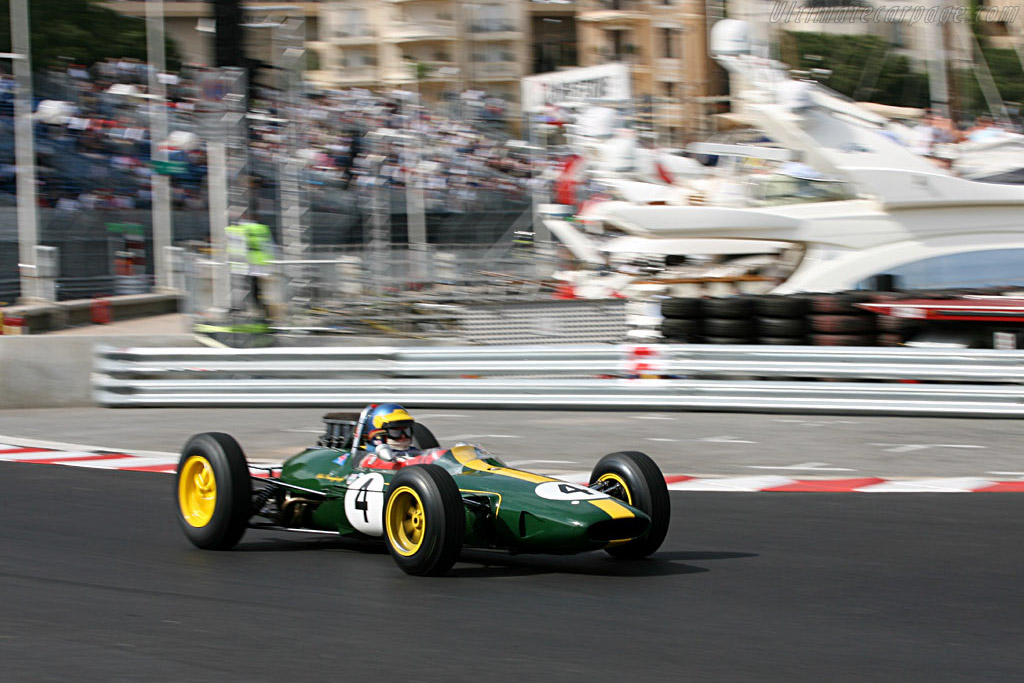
[710,19,752,56]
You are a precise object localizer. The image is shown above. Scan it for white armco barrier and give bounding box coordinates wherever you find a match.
[93,343,1024,416]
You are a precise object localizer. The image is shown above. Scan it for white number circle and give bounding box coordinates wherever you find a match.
[344,473,386,536]
[534,481,609,501]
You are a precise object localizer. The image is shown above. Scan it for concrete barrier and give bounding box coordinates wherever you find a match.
[0,334,198,408]
[0,293,182,335]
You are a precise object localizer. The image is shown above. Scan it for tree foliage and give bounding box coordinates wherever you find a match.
[784,30,1024,117]
[783,31,930,108]
[0,0,179,70]
[960,47,1024,111]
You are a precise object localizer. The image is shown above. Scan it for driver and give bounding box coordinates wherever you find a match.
[363,403,420,462]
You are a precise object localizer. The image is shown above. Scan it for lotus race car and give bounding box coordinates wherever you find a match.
[175,409,671,575]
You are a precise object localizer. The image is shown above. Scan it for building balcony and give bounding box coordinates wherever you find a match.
[467,31,523,41]
[381,61,460,84]
[589,0,644,9]
[327,26,378,45]
[470,61,521,80]
[527,1,577,15]
[578,0,647,23]
[653,57,684,75]
[333,65,380,84]
[385,20,457,43]
[465,22,522,40]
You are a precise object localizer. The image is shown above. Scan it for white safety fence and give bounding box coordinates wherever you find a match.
[93,344,1024,416]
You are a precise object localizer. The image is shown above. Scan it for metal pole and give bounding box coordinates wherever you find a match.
[405,81,427,283]
[526,116,551,271]
[9,0,40,303]
[275,14,312,317]
[146,0,174,291]
[207,140,231,311]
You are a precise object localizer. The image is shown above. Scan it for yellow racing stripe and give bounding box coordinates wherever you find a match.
[450,445,555,484]
[588,498,635,519]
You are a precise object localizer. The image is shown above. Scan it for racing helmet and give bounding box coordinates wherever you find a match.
[365,403,416,450]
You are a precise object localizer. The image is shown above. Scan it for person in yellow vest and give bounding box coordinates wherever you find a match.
[226,221,276,319]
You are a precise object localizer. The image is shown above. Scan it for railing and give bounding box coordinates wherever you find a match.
[386,20,457,42]
[93,344,1024,416]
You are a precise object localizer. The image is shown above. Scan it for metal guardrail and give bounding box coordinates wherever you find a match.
[93,343,1024,416]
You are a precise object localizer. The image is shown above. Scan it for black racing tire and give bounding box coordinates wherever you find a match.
[589,451,670,559]
[384,465,465,576]
[661,297,702,319]
[809,314,875,334]
[759,336,809,345]
[877,315,917,333]
[877,333,906,347]
[752,295,811,317]
[704,335,755,345]
[811,333,877,346]
[704,317,756,337]
[701,296,754,319]
[661,317,701,339]
[756,316,807,337]
[176,432,252,550]
[412,422,440,450]
[809,293,872,314]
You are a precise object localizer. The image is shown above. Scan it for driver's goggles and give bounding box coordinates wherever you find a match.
[384,425,413,439]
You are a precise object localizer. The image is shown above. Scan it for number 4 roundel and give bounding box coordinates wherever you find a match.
[344,473,386,536]
[534,481,609,501]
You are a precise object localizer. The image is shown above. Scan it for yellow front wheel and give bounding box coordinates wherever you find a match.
[386,486,427,556]
[175,432,252,550]
[179,455,218,527]
[383,465,464,576]
[589,451,670,559]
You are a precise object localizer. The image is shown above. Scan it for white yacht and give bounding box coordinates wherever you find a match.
[545,20,1024,300]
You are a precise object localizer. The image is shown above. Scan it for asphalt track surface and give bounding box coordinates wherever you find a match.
[3,406,1024,479]
[3,461,1024,682]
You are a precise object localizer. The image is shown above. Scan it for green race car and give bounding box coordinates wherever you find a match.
[175,408,670,576]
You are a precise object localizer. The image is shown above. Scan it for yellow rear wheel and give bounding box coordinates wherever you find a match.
[175,433,252,550]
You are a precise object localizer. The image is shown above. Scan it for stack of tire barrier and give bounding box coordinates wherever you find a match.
[752,295,810,345]
[659,296,702,342]
[871,292,918,347]
[701,296,756,344]
[658,292,910,346]
[660,290,1014,347]
[660,294,815,345]
[807,292,878,346]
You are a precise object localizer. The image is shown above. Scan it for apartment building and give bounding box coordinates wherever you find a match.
[100,1,322,68]
[574,0,718,142]
[103,1,721,138]
[306,1,530,111]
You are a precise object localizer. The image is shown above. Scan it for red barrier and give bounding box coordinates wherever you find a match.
[90,299,112,324]
[1,313,26,335]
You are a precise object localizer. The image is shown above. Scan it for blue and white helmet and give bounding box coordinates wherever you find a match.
[365,403,416,451]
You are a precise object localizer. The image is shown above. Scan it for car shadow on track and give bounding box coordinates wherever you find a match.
[448,550,758,578]
[231,537,758,578]
[235,536,389,554]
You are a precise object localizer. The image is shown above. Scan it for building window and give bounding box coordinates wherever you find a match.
[605,29,629,60]
[661,27,677,58]
[662,81,675,98]
[854,249,1024,290]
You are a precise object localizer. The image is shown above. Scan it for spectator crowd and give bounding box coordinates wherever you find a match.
[0,57,555,222]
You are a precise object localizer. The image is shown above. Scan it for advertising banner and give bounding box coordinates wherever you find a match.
[521,63,631,112]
